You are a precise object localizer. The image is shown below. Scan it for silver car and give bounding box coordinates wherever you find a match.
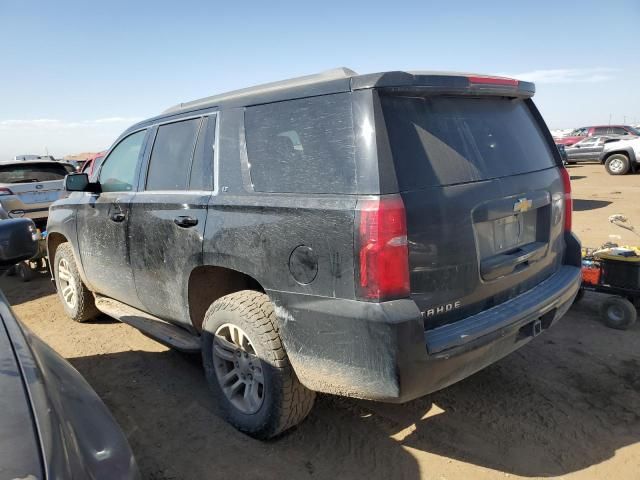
[0,160,71,229]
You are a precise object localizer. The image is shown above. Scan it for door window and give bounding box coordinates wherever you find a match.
[610,127,628,135]
[99,130,147,192]
[189,116,214,191]
[593,127,608,135]
[245,93,356,194]
[146,118,201,191]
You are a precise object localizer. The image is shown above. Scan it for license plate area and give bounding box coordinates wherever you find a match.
[477,208,543,259]
[19,191,60,204]
[493,213,535,254]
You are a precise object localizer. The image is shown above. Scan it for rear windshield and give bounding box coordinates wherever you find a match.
[0,163,69,183]
[381,95,557,189]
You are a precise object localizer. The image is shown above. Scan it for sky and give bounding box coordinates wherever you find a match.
[1,0,639,159]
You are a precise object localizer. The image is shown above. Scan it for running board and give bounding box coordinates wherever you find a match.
[94,296,201,353]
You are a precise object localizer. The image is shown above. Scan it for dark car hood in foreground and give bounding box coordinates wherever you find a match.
[0,291,138,479]
[0,315,43,479]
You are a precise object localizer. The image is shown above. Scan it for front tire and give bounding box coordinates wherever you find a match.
[53,243,98,322]
[201,290,315,439]
[604,154,630,175]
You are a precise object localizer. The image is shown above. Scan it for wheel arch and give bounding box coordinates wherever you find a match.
[601,148,635,164]
[187,265,265,333]
[47,232,69,274]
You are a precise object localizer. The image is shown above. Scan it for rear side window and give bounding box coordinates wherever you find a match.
[188,115,214,191]
[381,95,557,189]
[146,118,201,191]
[245,93,356,194]
[0,163,69,183]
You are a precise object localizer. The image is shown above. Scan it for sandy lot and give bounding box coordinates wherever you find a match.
[2,163,639,480]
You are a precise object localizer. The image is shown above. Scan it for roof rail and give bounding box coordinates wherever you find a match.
[162,67,357,114]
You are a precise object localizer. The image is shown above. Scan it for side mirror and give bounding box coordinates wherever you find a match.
[0,218,38,267]
[65,173,100,193]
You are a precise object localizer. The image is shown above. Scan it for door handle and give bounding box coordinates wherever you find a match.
[110,212,126,223]
[174,216,198,228]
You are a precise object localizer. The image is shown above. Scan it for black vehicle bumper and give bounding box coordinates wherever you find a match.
[268,264,581,403]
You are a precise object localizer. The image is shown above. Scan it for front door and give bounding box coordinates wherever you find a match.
[76,128,148,308]
[129,115,215,328]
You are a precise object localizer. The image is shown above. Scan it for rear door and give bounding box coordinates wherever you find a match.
[380,94,566,329]
[129,115,214,328]
[568,137,600,161]
[76,129,148,308]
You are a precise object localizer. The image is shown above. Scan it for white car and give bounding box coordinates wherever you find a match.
[600,136,640,175]
[0,161,71,230]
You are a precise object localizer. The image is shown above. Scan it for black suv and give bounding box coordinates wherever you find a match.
[48,68,581,439]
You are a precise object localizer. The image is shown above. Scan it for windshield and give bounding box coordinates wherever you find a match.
[0,163,69,183]
[381,95,557,189]
[628,126,640,136]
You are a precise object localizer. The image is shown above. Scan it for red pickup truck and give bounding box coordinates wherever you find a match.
[555,125,640,146]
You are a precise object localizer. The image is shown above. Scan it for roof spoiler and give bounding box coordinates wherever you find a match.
[351,71,535,98]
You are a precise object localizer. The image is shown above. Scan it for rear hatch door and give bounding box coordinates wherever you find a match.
[380,94,566,329]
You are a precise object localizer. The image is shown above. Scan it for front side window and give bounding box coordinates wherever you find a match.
[99,130,147,193]
[593,127,609,135]
[578,137,597,146]
[146,118,201,191]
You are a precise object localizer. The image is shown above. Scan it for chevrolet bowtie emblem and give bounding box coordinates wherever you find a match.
[514,198,533,213]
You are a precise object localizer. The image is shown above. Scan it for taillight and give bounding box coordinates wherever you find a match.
[0,187,13,196]
[356,195,410,301]
[467,75,519,87]
[560,167,572,231]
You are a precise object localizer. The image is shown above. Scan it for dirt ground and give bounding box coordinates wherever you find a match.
[2,163,639,480]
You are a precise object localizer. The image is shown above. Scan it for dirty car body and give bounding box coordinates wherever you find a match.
[48,69,581,434]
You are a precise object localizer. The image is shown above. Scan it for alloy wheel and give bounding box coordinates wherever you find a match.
[212,323,265,414]
[609,158,624,174]
[57,258,77,309]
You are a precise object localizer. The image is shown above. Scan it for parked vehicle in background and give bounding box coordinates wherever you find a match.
[48,68,581,439]
[81,150,107,177]
[600,136,640,175]
[554,125,640,146]
[0,161,69,231]
[14,154,56,161]
[564,135,623,164]
[557,144,568,165]
[0,218,139,480]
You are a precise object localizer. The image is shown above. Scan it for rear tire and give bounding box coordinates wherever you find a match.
[604,154,630,175]
[600,296,636,330]
[201,290,315,439]
[53,243,99,322]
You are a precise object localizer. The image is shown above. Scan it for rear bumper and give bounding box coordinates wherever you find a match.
[0,198,50,220]
[268,263,581,403]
